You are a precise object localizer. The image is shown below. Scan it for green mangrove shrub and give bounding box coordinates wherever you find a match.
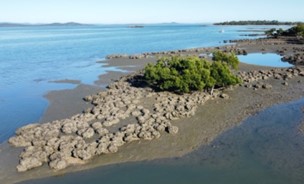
[144,51,241,94]
[212,51,240,70]
[265,23,304,38]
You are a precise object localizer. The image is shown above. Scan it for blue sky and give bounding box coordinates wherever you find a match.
[0,0,303,23]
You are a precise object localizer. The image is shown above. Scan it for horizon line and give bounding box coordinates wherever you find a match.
[1,19,303,25]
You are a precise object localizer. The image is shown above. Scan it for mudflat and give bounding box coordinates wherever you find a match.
[1,37,304,184]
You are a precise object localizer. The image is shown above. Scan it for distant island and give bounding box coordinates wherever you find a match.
[128,25,144,28]
[214,20,301,26]
[0,22,89,27]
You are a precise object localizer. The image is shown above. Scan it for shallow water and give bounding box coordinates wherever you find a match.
[1,24,283,142]
[238,53,293,67]
[22,98,304,184]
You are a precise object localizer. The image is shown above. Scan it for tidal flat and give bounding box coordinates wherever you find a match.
[1,36,304,184]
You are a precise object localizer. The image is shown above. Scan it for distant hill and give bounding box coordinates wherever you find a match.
[214,20,301,26]
[128,25,144,28]
[45,22,88,26]
[0,22,90,27]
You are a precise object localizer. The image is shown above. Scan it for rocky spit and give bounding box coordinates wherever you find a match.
[8,66,304,172]
[106,46,248,60]
[8,73,211,172]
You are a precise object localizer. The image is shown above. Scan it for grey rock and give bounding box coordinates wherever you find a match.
[95,127,109,136]
[17,157,43,172]
[262,84,272,89]
[167,126,179,135]
[72,149,92,160]
[108,144,118,153]
[220,93,229,99]
[91,122,103,130]
[81,128,95,139]
[49,159,67,170]
[61,122,77,134]
[8,136,32,147]
[131,110,142,117]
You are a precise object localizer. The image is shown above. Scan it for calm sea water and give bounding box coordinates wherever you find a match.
[0,24,286,142]
[22,98,304,184]
[238,53,294,67]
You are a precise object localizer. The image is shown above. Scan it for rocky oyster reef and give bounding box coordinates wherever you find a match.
[8,66,304,172]
[8,74,212,172]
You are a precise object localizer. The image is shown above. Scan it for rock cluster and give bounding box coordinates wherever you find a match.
[8,75,213,172]
[105,47,227,60]
[106,46,249,60]
[229,38,286,45]
[106,54,151,60]
[238,67,304,90]
[282,53,304,65]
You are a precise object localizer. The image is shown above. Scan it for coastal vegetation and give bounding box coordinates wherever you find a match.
[143,51,241,93]
[265,23,304,38]
[214,20,300,26]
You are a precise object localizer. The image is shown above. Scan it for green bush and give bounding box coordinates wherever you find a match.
[281,23,304,37]
[144,51,241,94]
[212,51,239,70]
[210,61,241,87]
[265,23,304,37]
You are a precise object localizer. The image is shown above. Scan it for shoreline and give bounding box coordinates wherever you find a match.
[1,37,304,184]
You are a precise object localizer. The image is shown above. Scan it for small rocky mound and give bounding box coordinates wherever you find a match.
[282,52,304,65]
[238,67,304,90]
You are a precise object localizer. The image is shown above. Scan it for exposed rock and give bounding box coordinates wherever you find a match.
[83,95,93,102]
[138,131,154,140]
[96,142,109,155]
[131,110,142,117]
[17,157,43,172]
[123,134,139,143]
[49,158,68,170]
[108,144,118,153]
[111,135,125,147]
[167,126,179,135]
[220,93,230,99]
[262,84,272,89]
[95,127,109,136]
[8,136,32,147]
[78,127,95,139]
[91,122,103,130]
[61,122,77,134]
[15,124,40,135]
[72,149,93,160]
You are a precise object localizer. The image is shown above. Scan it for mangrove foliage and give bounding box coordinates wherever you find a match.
[144,51,241,94]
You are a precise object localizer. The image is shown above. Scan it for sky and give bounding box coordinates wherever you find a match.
[0,0,303,24]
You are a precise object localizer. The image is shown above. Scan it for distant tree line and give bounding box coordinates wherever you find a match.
[214,20,301,26]
[265,23,304,38]
[143,51,241,94]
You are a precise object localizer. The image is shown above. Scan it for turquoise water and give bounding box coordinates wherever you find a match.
[0,24,285,142]
[238,53,293,67]
[22,98,304,184]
